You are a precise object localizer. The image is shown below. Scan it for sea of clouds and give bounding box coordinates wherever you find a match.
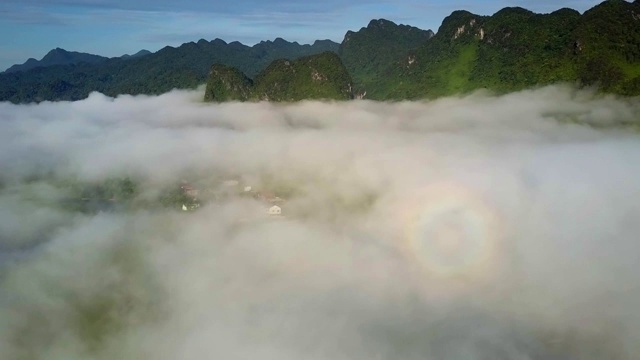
[0,85,639,359]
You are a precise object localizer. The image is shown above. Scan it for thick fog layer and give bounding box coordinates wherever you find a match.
[1,86,639,359]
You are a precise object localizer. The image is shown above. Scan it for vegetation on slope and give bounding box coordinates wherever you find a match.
[251,52,353,101]
[390,0,640,98]
[338,19,434,99]
[203,64,253,102]
[573,0,640,94]
[204,52,353,102]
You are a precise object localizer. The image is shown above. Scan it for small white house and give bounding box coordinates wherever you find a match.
[267,205,282,216]
[182,203,200,211]
[244,186,253,192]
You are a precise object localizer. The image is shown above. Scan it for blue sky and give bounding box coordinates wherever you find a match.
[1,0,603,71]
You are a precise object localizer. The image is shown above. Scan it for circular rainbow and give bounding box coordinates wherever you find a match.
[402,182,502,282]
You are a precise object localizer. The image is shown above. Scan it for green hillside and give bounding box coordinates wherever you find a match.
[338,19,434,99]
[204,52,353,102]
[203,64,253,102]
[573,0,640,94]
[389,0,640,98]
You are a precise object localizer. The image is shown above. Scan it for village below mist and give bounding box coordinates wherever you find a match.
[49,174,295,219]
[1,77,640,360]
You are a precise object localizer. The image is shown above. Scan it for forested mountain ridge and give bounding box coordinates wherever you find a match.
[0,38,339,103]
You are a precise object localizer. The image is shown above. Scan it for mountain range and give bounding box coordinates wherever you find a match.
[0,38,339,103]
[1,0,639,103]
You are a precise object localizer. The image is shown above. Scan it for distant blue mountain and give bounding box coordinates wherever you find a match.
[4,48,109,73]
[119,49,152,60]
[4,48,152,73]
